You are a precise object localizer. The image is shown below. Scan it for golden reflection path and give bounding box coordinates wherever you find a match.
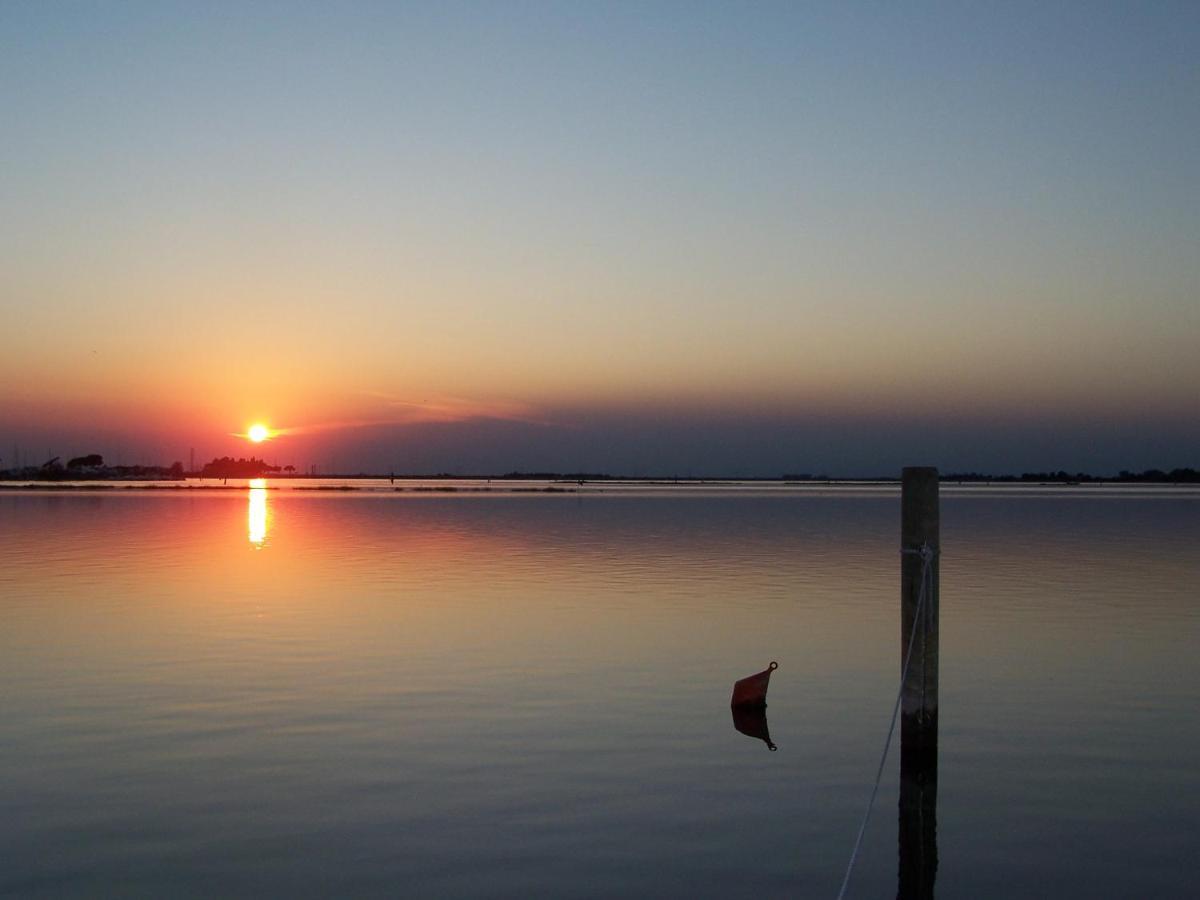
[248,478,268,545]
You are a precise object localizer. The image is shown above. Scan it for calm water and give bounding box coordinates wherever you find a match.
[1,485,1197,898]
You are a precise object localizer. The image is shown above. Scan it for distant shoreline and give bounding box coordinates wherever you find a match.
[1,467,1197,486]
[2,477,1198,494]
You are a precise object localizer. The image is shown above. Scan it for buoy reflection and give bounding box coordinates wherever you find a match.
[248,478,268,545]
[732,705,777,751]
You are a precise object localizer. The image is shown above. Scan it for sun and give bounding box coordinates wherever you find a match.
[247,423,270,443]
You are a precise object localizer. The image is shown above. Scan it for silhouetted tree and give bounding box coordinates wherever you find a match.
[200,456,282,478]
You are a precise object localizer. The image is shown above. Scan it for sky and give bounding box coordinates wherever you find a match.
[1,1,1197,475]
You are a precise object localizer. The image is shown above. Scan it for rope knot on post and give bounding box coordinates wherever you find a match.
[901,542,937,563]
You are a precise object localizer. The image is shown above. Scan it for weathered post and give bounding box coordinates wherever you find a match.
[901,466,938,761]
[899,466,938,898]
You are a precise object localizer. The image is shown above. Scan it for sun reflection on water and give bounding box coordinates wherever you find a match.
[248,479,268,546]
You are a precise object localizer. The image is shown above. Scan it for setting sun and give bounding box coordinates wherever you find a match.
[247,423,270,443]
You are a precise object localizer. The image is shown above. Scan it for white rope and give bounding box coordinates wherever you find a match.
[835,543,935,900]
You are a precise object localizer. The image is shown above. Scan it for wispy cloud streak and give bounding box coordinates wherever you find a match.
[266,394,548,438]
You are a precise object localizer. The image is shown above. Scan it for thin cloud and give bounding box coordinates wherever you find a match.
[364,393,548,426]
[264,395,549,438]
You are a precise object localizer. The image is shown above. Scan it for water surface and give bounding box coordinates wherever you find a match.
[1,486,1197,897]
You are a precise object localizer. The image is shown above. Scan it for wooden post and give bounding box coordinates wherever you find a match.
[900,466,938,759]
[899,466,939,898]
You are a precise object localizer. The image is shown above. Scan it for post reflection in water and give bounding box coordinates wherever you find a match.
[898,738,938,899]
[247,479,268,546]
[895,707,940,895]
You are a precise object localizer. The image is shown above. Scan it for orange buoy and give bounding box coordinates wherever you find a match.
[730,661,778,709]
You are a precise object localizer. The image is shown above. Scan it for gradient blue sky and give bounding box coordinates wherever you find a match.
[1,1,1197,474]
